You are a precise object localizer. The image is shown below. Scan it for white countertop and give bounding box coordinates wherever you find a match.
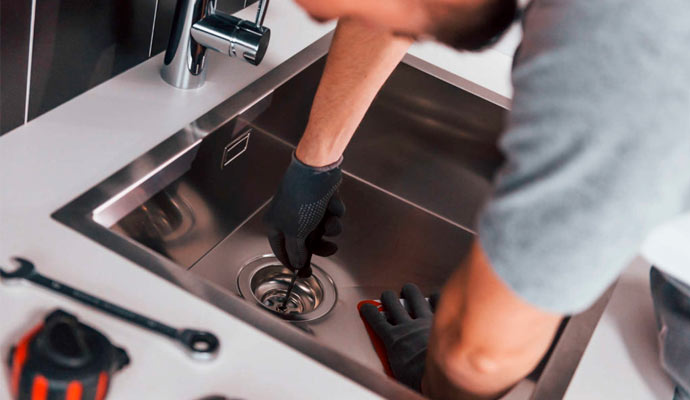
[564,258,674,399]
[0,2,518,399]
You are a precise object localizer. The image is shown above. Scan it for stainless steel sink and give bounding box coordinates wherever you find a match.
[54,33,610,399]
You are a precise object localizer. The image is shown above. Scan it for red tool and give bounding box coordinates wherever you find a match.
[8,309,129,400]
[357,300,395,377]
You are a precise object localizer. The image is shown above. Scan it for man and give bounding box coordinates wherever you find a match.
[264,0,690,398]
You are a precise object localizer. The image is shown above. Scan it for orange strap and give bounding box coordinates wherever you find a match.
[11,323,43,397]
[31,375,48,400]
[66,381,83,400]
[95,372,110,400]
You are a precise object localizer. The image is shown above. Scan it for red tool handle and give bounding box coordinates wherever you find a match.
[357,300,395,378]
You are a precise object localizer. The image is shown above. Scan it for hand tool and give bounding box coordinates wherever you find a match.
[8,309,129,400]
[279,269,299,313]
[1,257,220,361]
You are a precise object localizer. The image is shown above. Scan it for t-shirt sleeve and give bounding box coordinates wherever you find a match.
[478,0,690,314]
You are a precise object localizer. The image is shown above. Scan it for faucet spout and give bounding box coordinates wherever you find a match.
[161,0,271,89]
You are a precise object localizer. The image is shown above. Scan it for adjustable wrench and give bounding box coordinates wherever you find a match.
[1,257,219,361]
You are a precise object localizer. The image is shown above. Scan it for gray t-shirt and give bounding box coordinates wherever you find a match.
[478,0,690,313]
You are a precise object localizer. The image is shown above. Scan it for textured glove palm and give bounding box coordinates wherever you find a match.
[361,283,440,392]
[264,154,344,277]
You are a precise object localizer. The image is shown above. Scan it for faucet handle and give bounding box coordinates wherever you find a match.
[162,0,271,88]
[255,0,269,28]
[191,11,271,66]
[234,19,271,65]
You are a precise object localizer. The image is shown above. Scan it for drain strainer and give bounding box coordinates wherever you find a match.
[237,255,337,321]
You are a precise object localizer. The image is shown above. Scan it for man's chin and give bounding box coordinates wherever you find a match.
[309,15,333,23]
[391,31,420,41]
[429,0,518,51]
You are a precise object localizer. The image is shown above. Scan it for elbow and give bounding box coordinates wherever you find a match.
[429,346,529,396]
[466,350,503,376]
[448,347,506,382]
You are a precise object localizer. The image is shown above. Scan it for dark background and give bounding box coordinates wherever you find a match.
[0,0,256,136]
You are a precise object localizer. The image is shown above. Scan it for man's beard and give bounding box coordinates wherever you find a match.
[427,0,518,51]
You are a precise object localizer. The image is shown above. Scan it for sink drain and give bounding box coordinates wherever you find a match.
[252,268,318,314]
[237,255,337,321]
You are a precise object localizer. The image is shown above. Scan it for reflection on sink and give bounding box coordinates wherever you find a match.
[54,34,600,400]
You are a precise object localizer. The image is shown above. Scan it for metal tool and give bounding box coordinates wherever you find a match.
[0,257,219,361]
[278,270,299,313]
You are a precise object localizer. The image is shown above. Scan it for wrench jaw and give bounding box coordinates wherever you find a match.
[0,257,36,285]
[176,329,220,361]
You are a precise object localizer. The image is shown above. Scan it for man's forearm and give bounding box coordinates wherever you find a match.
[423,241,563,399]
[295,18,411,167]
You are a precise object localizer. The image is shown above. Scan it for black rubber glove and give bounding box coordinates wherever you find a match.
[264,153,345,277]
[360,283,440,392]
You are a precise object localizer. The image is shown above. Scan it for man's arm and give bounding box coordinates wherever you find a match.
[295,18,412,167]
[264,19,411,273]
[423,241,562,399]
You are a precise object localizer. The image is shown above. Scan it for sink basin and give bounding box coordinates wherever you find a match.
[192,173,473,367]
[54,33,609,399]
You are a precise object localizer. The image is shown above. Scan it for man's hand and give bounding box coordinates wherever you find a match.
[360,242,562,399]
[361,284,439,392]
[264,153,345,277]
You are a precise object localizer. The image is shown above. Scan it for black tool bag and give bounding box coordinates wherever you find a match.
[7,309,129,400]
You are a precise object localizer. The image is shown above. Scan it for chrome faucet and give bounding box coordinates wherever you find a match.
[161,0,271,89]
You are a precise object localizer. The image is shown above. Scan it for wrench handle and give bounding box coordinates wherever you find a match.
[29,274,179,339]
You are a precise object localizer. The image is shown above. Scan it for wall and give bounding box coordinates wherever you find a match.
[0,0,255,136]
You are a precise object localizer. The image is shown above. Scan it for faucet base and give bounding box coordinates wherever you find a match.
[161,64,207,90]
